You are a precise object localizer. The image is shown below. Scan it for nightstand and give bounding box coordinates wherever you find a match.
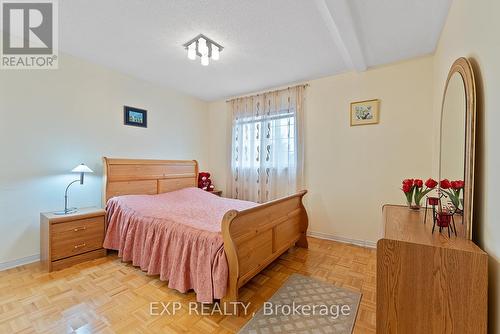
[210,190,223,197]
[40,207,106,271]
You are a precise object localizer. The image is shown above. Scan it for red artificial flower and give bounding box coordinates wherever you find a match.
[451,180,465,189]
[402,183,412,193]
[425,178,438,189]
[402,179,414,186]
[414,179,423,188]
[440,179,451,189]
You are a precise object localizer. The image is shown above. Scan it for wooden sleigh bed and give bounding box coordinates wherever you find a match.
[102,157,309,309]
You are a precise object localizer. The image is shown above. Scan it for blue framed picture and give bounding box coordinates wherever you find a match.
[124,106,147,128]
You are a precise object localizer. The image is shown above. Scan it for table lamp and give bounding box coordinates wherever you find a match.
[54,163,93,215]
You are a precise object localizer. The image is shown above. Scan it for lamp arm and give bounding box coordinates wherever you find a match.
[65,179,80,197]
[64,179,81,213]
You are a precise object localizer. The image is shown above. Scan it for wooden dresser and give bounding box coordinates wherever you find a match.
[377,205,488,333]
[40,207,106,271]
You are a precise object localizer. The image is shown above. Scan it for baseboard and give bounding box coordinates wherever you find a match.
[307,231,377,248]
[0,254,40,271]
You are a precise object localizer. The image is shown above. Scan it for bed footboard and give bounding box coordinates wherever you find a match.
[221,190,308,313]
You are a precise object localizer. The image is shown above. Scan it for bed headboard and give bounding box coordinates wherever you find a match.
[102,157,199,204]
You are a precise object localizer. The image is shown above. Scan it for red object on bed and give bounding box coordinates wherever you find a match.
[103,187,257,303]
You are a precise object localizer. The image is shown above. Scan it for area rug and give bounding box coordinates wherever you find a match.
[238,274,361,334]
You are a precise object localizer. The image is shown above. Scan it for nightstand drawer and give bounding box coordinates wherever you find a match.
[51,217,104,260]
[51,216,104,235]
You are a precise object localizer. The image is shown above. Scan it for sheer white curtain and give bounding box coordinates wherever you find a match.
[229,85,305,203]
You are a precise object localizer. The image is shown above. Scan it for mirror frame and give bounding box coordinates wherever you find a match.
[439,57,476,240]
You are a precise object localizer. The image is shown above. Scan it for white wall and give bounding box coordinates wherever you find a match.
[208,100,231,193]
[208,56,435,245]
[432,0,500,331]
[0,53,209,266]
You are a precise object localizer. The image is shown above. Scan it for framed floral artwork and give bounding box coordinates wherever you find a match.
[350,99,380,126]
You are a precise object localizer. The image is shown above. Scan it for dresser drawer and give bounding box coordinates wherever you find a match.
[51,217,104,260]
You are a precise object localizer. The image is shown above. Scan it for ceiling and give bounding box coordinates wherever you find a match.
[59,0,451,101]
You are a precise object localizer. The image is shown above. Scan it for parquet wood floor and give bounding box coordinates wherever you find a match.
[0,237,376,333]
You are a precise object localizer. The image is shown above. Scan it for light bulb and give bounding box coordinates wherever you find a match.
[198,37,208,56]
[211,46,220,60]
[187,42,196,60]
[201,54,209,66]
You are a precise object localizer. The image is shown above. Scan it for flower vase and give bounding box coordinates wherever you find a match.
[454,206,464,215]
[407,202,420,210]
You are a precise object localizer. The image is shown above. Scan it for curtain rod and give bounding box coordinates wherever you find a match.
[225,83,309,103]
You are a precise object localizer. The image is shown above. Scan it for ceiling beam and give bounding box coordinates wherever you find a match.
[314,0,367,72]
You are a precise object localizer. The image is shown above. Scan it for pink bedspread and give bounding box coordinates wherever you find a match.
[103,187,257,303]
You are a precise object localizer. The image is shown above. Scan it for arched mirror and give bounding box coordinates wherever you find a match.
[439,57,476,240]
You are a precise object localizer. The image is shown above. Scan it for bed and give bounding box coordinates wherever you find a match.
[102,157,308,308]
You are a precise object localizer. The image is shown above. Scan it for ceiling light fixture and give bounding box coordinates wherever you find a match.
[183,34,223,66]
[187,42,196,60]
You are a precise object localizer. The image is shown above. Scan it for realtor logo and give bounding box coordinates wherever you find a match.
[1,0,58,69]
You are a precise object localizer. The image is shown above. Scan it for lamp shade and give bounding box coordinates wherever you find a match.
[71,163,93,173]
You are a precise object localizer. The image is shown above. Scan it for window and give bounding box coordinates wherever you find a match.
[229,86,304,203]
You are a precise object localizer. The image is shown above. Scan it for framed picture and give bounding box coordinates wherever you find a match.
[350,99,380,126]
[124,106,147,128]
